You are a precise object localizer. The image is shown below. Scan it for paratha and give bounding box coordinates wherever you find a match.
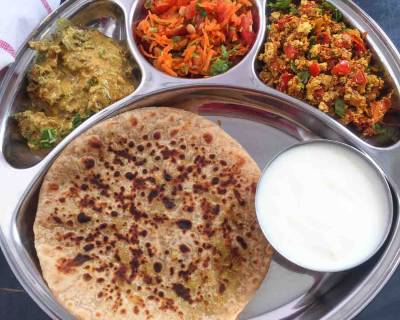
[34,107,273,320]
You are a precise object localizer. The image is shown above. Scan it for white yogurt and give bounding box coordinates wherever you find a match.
[255,141,392,272]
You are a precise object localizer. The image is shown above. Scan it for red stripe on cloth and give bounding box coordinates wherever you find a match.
[0,40,16,58]
[40,0,53,14]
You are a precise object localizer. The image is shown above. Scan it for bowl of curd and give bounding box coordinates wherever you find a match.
[255,140,393,272]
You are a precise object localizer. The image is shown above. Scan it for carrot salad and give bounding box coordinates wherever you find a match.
[134,0,256,77]
[259,0,394,138]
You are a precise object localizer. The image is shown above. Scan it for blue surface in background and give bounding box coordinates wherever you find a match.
[1,0,400,319]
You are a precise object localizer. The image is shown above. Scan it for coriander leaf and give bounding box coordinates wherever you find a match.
[333,10,343,22]
[297,70,310,84]
[221,45,229,60]
[373,123,383,132]
[322,2,335,11]
[322,2,343,22]
[72,113,82,128]
[210,58,231,76]
[334,98,346,117]
[309,35,317,45]
[40,128,57,149]
[87,77,98,87]
[144,0,152,9]
[149,27,158,33]
[289,6,299,15]
[195,3,207,16]
[290,61,298,73]
[268,0,292,11]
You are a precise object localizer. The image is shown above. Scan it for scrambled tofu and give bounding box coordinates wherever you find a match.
[258,0,393,137]
[15,25,135,150]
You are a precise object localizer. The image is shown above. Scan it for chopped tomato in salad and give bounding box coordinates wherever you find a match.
[258,0,393,138]
[277,72,294,92]
[308,62,320,76]
[135,0,256,77]
[331,60,351,75]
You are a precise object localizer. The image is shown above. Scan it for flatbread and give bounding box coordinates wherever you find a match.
[34,107,273,320]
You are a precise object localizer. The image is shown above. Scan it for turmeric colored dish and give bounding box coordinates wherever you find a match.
[134,0,256,77]
[258,0,393,137]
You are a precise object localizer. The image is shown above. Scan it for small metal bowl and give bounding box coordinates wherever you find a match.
[255,140,394,273]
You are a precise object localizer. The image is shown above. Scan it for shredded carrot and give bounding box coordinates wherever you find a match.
[184,45,197,61]
[203,49,215,72]
[134,0,255,77]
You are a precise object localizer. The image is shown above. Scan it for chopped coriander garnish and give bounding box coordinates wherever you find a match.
[221,45,229,60]
[35,53,46,64]
[373,123,383,131]
[309,35,317,45]
[210,58,231,76]
[144,0,152,9]
[332,9,343,22]
[40,128,57,148]
[289,6,299,15]
[87,77,98,87]
[322,2,343,22]
[268,0,292,11]
[195,2,207,16]
[290,61,298,73]
[334,98,346,117]
[72,113,82,128]
[297,70,310,84]
[149,27,158,33]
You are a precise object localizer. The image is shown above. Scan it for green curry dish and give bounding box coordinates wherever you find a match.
[14,24,136,150]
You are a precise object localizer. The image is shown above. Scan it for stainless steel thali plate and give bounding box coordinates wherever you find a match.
[1,0,400,319]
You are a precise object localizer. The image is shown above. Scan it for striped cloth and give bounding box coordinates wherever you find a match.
[0,0,60,70]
